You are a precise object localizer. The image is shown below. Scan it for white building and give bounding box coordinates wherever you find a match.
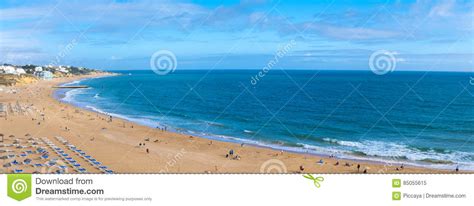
[16,68,26,75]
[0,66,17,74]
[0,66,29,75]
[35,66,43,72]
[58,66,69,73]
[36,71,54,80]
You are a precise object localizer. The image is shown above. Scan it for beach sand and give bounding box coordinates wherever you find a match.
[0,74,461,174]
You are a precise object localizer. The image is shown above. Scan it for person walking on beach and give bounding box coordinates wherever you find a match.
[357,164,360,172]
[146,148,149,154]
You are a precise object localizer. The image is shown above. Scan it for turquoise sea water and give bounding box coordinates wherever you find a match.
[55,70,474,170]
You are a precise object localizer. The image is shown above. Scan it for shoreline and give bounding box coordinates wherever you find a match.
[57,74,468,172]
[0,73,464,173]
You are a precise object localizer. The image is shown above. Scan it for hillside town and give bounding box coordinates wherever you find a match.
[0,64,100,86]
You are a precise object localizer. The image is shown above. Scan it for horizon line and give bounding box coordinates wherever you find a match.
[104,68,474,73]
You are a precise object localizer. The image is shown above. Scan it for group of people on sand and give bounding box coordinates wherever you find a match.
[225,149,240,160]
[296,160,370,173]
[395,164,405,171]
[156,125,168,132]
[138,142,150,154]
[140,138,157,154]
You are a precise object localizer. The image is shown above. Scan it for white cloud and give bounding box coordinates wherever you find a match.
[428,0,455,17]
[303,23,401,40]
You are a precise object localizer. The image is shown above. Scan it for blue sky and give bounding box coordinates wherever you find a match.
[0,0,473,71]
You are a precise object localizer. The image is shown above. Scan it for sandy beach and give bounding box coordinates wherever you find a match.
[0,74,461,174]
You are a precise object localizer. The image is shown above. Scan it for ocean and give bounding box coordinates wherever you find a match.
[55,70,474,170]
